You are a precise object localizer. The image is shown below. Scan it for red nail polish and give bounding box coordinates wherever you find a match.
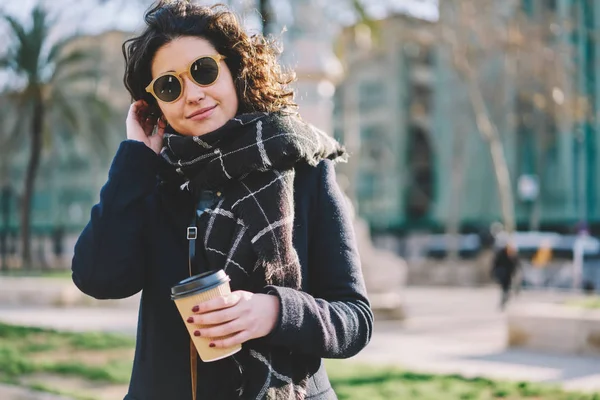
[192,305,199,312]
[194,331,201,337]
[209,343,215,348]
[186,317,194,323]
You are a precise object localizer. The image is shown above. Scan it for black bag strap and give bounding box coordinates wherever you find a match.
[186,189,221,400]
[187,190,221,276]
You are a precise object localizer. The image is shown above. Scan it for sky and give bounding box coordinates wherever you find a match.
[0,0,439,89]
[1,0,439,36]
[1,0,146,36]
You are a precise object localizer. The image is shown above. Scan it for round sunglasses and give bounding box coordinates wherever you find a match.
[145,54,226,103]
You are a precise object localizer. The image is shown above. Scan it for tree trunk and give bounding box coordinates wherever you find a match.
[457,59,516,233]
[1,186,8,272]
[441,1,516,234]
[21,94,44,268]
[259,0,272,35]
[446,120,467,261]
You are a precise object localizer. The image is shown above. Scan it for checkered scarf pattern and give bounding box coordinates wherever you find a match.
[160,111,346,399]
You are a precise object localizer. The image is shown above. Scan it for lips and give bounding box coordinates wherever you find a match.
[186,105,217,120]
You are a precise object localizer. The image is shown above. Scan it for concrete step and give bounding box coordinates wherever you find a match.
[0,277,139,308]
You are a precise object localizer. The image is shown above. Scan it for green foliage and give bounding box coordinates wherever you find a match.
[1,5,113,150]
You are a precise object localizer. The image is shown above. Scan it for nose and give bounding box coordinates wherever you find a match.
[181,74,205,103]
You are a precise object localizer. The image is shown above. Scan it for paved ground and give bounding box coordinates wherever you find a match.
[354,288,600,393]
[1,285,599,398]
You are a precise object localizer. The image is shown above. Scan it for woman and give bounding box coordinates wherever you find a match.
[71,1,373,399]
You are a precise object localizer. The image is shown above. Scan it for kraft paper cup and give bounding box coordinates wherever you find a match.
[171,270,242,362]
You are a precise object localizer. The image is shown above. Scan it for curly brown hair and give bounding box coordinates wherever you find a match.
[122,0,296,118]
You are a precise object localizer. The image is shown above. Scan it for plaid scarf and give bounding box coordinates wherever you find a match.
[160,111,346,399]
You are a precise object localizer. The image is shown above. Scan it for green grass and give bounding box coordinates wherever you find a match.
[0,269,72,279]
[25,382,98,400]
[0,322,599,400]
[565,296,600,309]
[0,323,134,352]
[0,322,134,385]
[41,360,131,383]
[326,361,600,400]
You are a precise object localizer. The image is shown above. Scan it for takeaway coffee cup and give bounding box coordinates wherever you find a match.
[171,269,242,362]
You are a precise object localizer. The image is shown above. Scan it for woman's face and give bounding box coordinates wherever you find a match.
[151,36,238,136]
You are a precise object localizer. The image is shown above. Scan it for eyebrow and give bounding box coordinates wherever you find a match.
[155,55,220,76]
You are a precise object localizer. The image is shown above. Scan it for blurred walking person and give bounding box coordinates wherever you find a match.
[491,243,520,310]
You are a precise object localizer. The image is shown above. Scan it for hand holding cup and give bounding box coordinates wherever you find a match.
[186,290,280,349]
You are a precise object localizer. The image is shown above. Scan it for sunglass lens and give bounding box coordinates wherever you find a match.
[190,57,219,86]
[153,75,181,102]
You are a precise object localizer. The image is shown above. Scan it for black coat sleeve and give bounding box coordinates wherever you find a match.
[263,160,374,359]
[71,140,160,299]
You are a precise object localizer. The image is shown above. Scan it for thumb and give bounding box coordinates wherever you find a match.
[151,119,166,154]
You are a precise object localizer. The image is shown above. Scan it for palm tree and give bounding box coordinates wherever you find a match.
[0,6,112,267]
[258,0,272,35]
[0,90,25,271]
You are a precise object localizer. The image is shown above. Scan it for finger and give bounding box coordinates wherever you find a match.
[156,122,166,138]
[194,318,244,338]
[144,116,155,128]
[140,119,153,136]
[129,99,146,114]
[192,292,243,314]
[129,102,148,123]
[144,116,160,132]
[209,330,252,349]
[188,305,243,325]
[156,117,167,135]
[134,99,151,115]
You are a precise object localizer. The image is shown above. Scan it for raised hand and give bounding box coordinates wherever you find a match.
[126,100,166,154]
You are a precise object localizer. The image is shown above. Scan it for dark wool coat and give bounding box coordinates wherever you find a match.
[71,140,373,400]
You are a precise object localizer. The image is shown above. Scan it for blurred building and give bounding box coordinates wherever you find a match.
[6,0,600,249]
[280,0,343,134]
[333,1,600,236]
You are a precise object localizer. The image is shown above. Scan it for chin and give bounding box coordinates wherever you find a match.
[198,120,229,136]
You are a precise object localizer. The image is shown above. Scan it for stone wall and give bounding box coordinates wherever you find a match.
[507,303,600,356]
[353,218,407,320]
[406,250,496,287]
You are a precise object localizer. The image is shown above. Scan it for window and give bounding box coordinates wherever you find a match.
[357,171,376,199]
[405,126,434,219]
[546,0,557,12]
[409,83,433,117]
[361,125,390,162]
[358,80,385,111]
